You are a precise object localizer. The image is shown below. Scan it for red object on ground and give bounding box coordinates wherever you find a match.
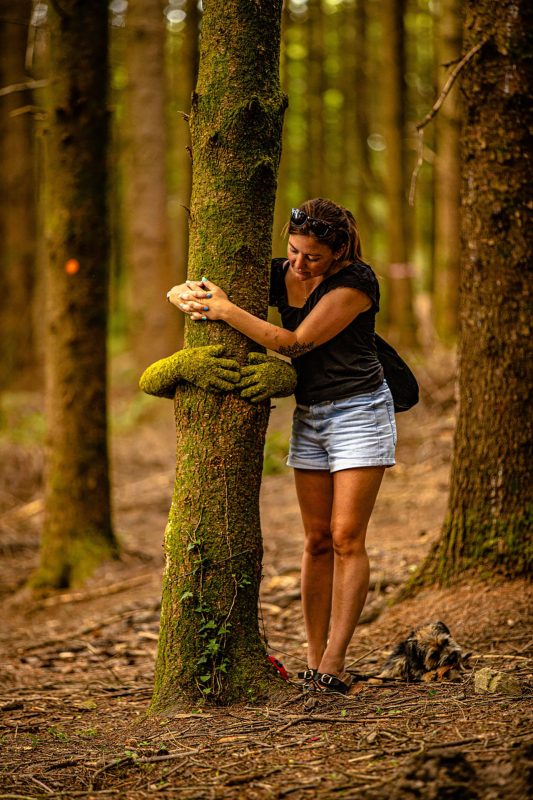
[268,655,289,681]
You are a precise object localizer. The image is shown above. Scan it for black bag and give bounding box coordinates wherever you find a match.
[375,334,419,413]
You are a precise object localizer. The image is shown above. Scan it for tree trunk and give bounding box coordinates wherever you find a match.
[381,0,417,347]
[0,0,38,389]
[345,0,374,247]
[124,0,179,369]
[32,0,118,589]
[272,2,290,246]
[151,0,286,711]
[305,0,326,198]
[434,0,462,341]
[412,0,532,586]
[167,0,200,346]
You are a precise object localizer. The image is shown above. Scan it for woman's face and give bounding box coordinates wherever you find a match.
[287,234,341,282]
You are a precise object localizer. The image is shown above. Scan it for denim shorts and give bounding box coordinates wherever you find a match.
[287,380,397,472]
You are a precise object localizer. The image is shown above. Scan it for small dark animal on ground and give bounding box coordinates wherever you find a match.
[378,621,470,682]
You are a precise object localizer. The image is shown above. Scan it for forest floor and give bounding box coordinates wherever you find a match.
[0,355,531,800]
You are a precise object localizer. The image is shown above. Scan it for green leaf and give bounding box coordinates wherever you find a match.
[180,591,193,602]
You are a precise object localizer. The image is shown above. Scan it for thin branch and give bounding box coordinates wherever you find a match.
[0,78,47,98]
[416,37,490,133]
[409,36,490,207]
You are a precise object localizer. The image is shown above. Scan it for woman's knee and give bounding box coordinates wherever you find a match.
[331,524,367,557]
[304,526,332,557]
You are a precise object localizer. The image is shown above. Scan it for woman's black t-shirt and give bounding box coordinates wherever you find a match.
[269,258,384,405]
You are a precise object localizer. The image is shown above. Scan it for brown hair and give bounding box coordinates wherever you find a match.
[287,197,363,262]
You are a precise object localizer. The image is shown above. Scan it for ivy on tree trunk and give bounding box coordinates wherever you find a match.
[151,0,287,711]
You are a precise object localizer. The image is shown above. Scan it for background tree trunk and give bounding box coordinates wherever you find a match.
[32,0,117,589]
[347,0,373,248]
[0,0,38,389]
[413,0,532,585]
[167,0,200,346]
[382,0,417,347]
[151,0,286,711]
[124,0,178,369]
[433,0,462,342]
[305,0,326,199]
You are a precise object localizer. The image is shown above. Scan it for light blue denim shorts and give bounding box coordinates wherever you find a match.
[287,380,397,472]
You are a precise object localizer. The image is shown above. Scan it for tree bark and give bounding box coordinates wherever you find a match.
[0,0,38,389]
[167,0,200,346]
[305,0,326,198]
[381,0,417,347]
[32,0,118,589]
[434,0,462,341]
[124,0,179,369]
[151,0,286,711]
[412,0,532,586]
[345,0,374,248]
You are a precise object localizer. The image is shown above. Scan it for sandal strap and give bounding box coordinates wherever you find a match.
[297,668,317,681]
[319,673,351,694]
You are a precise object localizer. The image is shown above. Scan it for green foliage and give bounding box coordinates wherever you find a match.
[110,392,159,434]
[179,527,255,700]
[263,431,290,475]
[47,727,69,742]
[0,393,45,445]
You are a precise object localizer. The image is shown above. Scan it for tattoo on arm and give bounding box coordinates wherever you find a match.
[278,341,315,358]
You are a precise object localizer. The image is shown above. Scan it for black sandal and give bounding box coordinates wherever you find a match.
[297,668,321,691]
[317,672,353,695]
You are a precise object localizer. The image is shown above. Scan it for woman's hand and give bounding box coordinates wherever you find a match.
[166,280,205,308]
[169,277,232,322]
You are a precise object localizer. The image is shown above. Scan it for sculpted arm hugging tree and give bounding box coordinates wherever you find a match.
[139,282,297,402]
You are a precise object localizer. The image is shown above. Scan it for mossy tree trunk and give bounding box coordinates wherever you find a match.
[0,0,38,389]
[413,0,532,586]
[124,0,179,369]
[151,0,286,711]
[33,0,118,589]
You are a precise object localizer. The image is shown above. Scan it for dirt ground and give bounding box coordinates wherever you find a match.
[0,367,531,799]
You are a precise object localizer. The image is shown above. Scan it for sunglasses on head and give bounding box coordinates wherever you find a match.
[290,208,336,239]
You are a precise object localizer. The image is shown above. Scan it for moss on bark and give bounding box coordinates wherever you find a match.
[31,0,117,591]
[405,0,533,595]
[150,0,287,711]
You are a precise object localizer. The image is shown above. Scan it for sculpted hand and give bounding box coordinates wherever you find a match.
[237,353,297,403]
[139,345,241,398]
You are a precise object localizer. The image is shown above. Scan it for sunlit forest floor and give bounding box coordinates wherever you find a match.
[0,357,531,799]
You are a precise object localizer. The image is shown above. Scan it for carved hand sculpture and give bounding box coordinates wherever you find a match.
[139,345,296,403]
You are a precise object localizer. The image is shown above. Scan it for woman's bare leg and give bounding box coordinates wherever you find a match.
[294,468,334,670]
[318,466,385,677]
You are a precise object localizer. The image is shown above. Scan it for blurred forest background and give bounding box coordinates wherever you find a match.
[0,4,531,795]
[0,0,461,399]
[0,0,529,595]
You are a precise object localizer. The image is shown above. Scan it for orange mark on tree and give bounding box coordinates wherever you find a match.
[65,259,80,275]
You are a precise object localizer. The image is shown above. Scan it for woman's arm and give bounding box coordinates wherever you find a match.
[169,279,371,357]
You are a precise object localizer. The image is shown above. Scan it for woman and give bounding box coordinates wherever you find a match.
[169,198,396,695]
